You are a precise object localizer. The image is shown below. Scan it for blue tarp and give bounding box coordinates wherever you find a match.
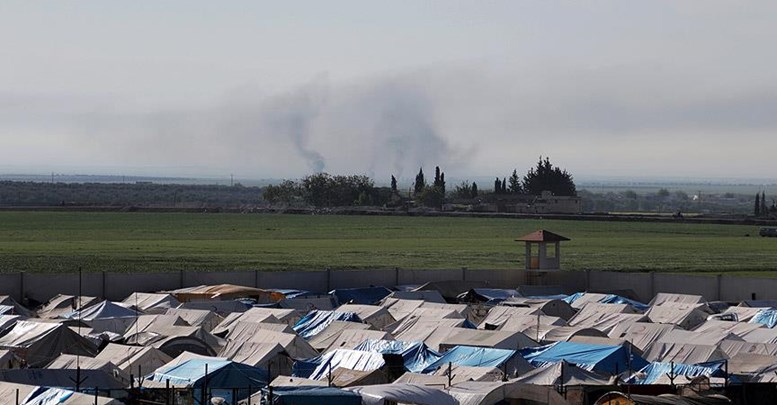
[421,345,519,374]
[293,310,363,339]
[146,358,268,388]
[563,292,649,312]
[263,386,362,405]
[330,287,393,305]
[626,360,728,385]
[751,309,777,328]
[353,339,442,373]
[293,349,386,380]
[519,342,648,375]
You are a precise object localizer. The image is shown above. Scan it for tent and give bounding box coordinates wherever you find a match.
[0,382,122,405]
[383,290,446,304]
[564,292,649,312]
[540,326,608,343]
[308,321,372,352]
[0,320,98,367]
[37,295,98,319]
[0,296,35,318]
[279,296,338,313]
[432,364,504,384]
[167,284,285,304]
[643,342,727,364]
[335,305,395,330]
[246,331,319,360]
[330,287,392,305]
[649,293,706,307]
[421,345,534,377]
[519,341,648,376]
[0,368,126,390]
[94,343,173,375]
[625,360,728,385]
[646,303,711,330]
[594,391,732,405]
[500,297,576,321]
[164,308,222,332]
[750,309,777,328]
[458,289,522,305]
[608,322,678,352]
[178,300,251,317]
[347,383,458,405]
[212,307,300,335]
[477,306,541,330]
[121,292,180,314]
[218,341,293,375]
[45,354,130,382]
[61,300,141,334]
[323,329,392,353]
[293,311,362,339]
[437,328,538,352]
[145,358,268,404]
[293,349,386,381]
[515,360,612,386]
[259,386,361,405]
[353,339,442,374]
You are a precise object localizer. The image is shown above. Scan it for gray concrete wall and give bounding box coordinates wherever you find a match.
[720,275,777,302]
[464,268,521,288]
[330,269,397,290]
[9,268,777,306]
[257,270,329,292]
[398,268,463,285]
[653,273,719,301]
[104,272,182,301]
[588,271,653,302]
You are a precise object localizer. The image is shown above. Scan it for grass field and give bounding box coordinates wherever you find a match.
[0,211,774,274]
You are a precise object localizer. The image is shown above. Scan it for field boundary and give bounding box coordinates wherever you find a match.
[2,268,776,306]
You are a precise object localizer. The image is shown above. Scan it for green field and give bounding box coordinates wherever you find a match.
[0,211,774,274]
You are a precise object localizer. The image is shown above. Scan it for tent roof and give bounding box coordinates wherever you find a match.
[347,383,458,405]
[515,361,612,386]
[515,230,570,242]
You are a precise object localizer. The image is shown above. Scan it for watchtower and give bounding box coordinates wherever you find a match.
[516,230,570,271]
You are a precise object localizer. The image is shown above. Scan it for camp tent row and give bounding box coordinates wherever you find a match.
[0,284,765,404]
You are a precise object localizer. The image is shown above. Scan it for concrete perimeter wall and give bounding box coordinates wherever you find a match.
[1,268,775,305]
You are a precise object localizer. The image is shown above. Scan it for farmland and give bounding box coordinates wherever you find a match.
[0,211,774,274]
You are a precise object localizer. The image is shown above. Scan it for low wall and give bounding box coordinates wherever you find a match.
[4,268,777,305]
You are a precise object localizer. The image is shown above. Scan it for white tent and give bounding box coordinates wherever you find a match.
[347,383,458,405]
[0,320,98,367]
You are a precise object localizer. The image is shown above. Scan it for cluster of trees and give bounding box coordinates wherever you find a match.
[265,156,576,209]
[263,173,393,207]
[754,192,776,217]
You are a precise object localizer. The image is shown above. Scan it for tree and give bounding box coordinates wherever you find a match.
[433,166,446,194]
[508,169,522,194]
[502,178,507,194]
[755,193,761,217]
[494,178,502,194]
[414,168,426,195]
[390,175,397,193]
[471,182,478,198]
[522,156,577,196]
[453,181,473,199]
[657,188,670,198]
[762,192,767,217]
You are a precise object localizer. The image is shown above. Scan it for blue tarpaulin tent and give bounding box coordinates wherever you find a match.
[146,358,268,404]
[263,386,361,405]
[330,287,393,305]
[353,339,442,373]
[563,292,649,312]
[750,309,777,328]
[293,349,386,380]
[519,342,648,375]
[293,310,363,339]
[626,360,729,385]
[421,345,533,376]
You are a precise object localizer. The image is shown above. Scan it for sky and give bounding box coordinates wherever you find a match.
[1,1,777,182]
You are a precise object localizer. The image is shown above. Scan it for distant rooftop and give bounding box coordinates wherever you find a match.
[515,230,571,242]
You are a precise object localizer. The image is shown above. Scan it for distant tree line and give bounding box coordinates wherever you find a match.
[0,181,264,207]
[754,191,776,218]
[263,173,394,207]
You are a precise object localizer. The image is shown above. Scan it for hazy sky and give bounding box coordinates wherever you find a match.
[2,1,777,181]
